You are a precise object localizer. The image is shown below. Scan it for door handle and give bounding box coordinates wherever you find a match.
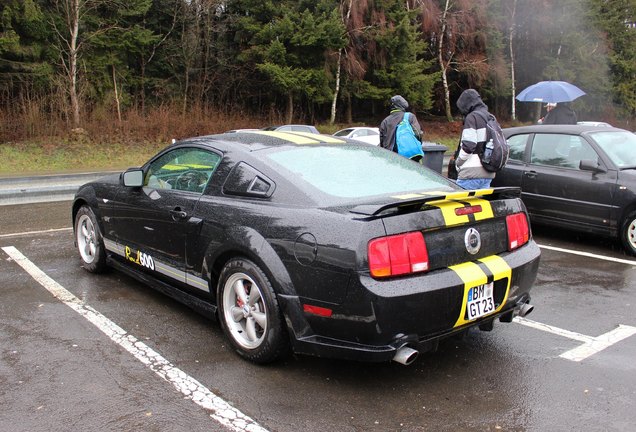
[524,171,537,179]
[170,208,188,220]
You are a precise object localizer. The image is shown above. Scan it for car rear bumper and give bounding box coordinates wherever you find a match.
[279,241,540,363]
[284,301,531,363]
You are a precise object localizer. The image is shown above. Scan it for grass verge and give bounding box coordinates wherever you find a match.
[0,121,460,177]
[1,139,168,177]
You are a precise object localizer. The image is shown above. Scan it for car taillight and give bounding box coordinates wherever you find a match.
[368,231,429,278]
[506,212,529,250]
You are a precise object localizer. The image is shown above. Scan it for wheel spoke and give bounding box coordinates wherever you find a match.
[233,279,248,305]
[89,242,96,256]
[230,306,244,322]
[81,224,90,238]
[252,311,267,329]
[246,317,258,341]
[248,287,261,307]
[84,243,92,257]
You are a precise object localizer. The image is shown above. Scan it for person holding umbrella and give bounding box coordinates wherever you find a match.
[538,103,555,124]
[516,80,585,125]
[541,102,577,125]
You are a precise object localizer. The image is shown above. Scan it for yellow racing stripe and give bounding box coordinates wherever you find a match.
[479,255,511,309]
[244,130,321,144]
[428,199,470,225]
[451,255,512,327]
[465,197,494,221]
[286,131,346,143]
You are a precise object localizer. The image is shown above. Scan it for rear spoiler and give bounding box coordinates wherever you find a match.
[349,187,521,217]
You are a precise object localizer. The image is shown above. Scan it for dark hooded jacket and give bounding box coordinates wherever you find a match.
[542,103,577,125]
[454,89,495,180]
[379,95,423,153]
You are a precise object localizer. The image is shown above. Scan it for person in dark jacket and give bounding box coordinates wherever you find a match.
[379,95,423,156]
[541,102,577,125]
[454,89,495,189]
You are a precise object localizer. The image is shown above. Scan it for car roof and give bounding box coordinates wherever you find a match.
[174,130,351,153]
[503,124,629,136]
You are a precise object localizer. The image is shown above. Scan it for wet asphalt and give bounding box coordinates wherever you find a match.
[1,182,635,431]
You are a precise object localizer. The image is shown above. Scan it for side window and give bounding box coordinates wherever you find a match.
[145,147,221,193]
[507,134,530,161]
[223,162,275,198]
[565,137,598,170]
[530,134,574,168]
[292,126,310,133]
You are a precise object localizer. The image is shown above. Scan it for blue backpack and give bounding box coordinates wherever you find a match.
[395,112,423,160]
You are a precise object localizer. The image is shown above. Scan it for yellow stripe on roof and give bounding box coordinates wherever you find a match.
[244,130,320,144]
[286,132,346,144]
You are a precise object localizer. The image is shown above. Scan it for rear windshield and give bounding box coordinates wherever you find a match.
[591,131,636,168]
[265,145,457,198]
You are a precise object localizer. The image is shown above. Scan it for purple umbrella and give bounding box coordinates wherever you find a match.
[516,81,586,103]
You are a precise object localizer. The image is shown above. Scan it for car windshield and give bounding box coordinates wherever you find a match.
[265,146,457,199]
[591,131,636,168]
[334,129,353,137]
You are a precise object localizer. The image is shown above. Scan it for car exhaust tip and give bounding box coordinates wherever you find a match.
[393,346,419,366]
[518,302,534,318]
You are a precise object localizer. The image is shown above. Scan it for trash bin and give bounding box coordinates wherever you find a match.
[421,143,448,174]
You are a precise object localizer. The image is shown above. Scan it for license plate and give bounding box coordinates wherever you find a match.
[466,282,495,320]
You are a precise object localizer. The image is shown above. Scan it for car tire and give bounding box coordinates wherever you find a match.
[217,258,289,363]
[620,211,636,256]
[75,205,107,273]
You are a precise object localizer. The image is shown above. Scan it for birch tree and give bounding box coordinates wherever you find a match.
[48,0,148,128]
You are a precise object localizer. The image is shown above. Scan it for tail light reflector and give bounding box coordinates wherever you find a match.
[368,231,429,278]
[506,212,529,250]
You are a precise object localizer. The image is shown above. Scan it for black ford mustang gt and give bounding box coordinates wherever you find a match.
[72,131,540,365]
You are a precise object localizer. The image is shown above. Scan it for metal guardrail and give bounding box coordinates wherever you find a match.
[0,171,119,206]
[0,154,452,207]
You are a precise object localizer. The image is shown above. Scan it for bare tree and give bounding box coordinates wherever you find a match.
[437,0,453,121]
[50,0,119,128]
[508,0,517,120]
[330,0,353,125]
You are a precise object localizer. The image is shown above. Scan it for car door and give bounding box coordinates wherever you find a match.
[110,146,220,283]
[492,132,530,189]
[521,133,613,230]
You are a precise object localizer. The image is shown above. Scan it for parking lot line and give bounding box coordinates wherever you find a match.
[537,243,636,266]
[514,317,636,362]
[513,317,592,343]
[0,227,72,239]
[1,246,269,432]
[559,325,636,362]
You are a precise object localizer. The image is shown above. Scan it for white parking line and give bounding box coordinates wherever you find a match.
[560,325,636,362]
[2,246,269,432]
[0,227,72,238]
[514,317,636,362]
[537,243,636,266]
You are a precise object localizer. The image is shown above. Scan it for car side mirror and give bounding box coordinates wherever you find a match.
[122,168,144,187]
[579,159,607,173]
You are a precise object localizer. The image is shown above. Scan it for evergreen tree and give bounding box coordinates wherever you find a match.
[371,0,438,112]
[0,0,53,107]
[589,0,636,119]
